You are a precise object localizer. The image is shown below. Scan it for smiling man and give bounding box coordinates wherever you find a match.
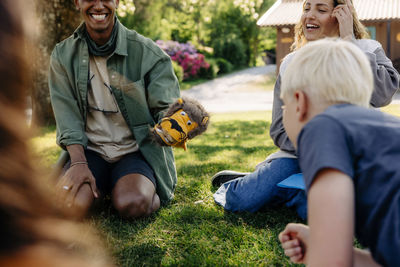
[49,0,180,219]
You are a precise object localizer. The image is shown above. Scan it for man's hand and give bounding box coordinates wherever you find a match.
[57,144,99,208]
[279,223,309,264]
[332,0,354,41]
[57,162,99,207]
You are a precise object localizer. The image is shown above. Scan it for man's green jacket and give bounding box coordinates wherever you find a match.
[49,20,180,204]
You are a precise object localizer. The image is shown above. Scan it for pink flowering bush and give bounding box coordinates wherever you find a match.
[171,51,210,80]
[156,40,210,80]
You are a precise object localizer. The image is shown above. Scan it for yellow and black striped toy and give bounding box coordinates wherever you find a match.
[150,97,210,150]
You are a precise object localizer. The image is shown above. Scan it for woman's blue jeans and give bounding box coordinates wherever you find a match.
[213,158,307,219]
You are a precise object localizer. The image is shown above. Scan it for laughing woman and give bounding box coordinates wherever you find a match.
[212,0,399,219]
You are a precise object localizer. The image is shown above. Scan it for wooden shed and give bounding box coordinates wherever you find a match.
[257,0,400,72]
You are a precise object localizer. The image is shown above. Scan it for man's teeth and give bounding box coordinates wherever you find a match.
[92,14,106,21]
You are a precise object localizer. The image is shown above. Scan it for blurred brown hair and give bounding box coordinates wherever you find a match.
[0,0,112,265]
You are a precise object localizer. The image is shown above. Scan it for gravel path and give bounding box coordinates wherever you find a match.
[182,65,400,113]
[181,65,276,113]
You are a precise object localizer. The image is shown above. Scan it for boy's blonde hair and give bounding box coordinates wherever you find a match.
[281,38,373,108]
[291,0,369,51]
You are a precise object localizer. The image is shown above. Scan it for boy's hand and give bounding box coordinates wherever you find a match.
[279,223,309,264]
[332,0,354,41]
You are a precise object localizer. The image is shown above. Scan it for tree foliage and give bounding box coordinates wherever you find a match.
[118,0,276,67]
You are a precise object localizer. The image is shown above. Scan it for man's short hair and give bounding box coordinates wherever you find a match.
[281,38,373,108]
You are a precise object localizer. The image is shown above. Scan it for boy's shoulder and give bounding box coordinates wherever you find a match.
[310,104,365,126]
[315,104,384,125]
[298,104,399,189]
[302,104,399,145]
[303,104,400,150]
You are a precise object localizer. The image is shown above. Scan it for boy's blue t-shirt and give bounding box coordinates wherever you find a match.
[297,104,400,267]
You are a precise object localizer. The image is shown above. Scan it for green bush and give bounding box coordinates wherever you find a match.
[215,58,233,74]
[212,35,247,67]
[198,59,219,80]
[172,60,184,83]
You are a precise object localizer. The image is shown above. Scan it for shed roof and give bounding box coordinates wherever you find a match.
[257,0,400,27]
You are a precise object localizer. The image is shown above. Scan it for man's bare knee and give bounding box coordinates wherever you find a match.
[113,193,154,219]
[152,193,160,213]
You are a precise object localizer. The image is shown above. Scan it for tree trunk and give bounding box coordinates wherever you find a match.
[32,0,81,126]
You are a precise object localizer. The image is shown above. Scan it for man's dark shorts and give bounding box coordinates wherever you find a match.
[64,150,156,195]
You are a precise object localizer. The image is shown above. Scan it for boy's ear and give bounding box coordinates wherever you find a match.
[294,90,308,122]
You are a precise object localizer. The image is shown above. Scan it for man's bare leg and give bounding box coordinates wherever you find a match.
[112,174,160,219]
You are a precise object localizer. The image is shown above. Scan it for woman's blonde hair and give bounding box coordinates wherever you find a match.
[291,0,369,51]
[281,38,373,108]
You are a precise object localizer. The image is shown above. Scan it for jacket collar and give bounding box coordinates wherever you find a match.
[73,18,128,57]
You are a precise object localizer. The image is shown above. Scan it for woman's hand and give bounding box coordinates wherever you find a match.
[279,223,310,264]
[332,0,354,40]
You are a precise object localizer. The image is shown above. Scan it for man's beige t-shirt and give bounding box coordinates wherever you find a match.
[86,55,138,162]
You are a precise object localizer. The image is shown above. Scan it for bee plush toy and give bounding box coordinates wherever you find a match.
[150,97,210,150]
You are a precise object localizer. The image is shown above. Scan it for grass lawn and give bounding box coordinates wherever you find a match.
[31,104,400,266]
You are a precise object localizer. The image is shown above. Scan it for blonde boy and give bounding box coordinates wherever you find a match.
[279,38,400,266]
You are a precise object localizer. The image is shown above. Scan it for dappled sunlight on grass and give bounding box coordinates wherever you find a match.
[31,105,400,266]
[26,110,302,265]
[30,125,61,168]
[174,113,277,187]
[92,199,300,266]
[207,149,248,164]
[210,110,271,122]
